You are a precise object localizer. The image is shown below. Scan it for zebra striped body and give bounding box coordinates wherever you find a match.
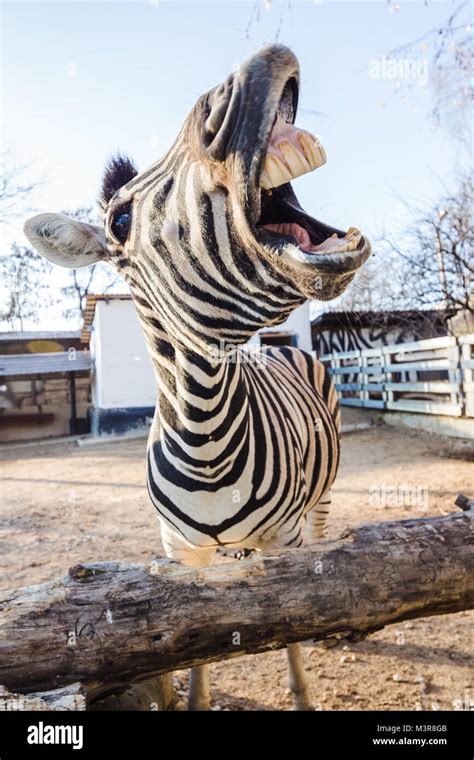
[24,44,370,708]
[146,344,340,552]
[116,155,341,552]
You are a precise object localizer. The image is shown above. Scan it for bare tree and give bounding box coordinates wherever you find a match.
[333,170,473,336]
[345,2,474,331]
[390,1,473,146]
[329,257,451,344]
[0,207,123,330]
[0,156,123,327]
[380,172,473,317]
[58,207,123,319]
[0,150,41,222]
[0,150,49,330]
[0,244,52,330]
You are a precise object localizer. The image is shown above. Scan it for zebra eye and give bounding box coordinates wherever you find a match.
[111,204,131,243]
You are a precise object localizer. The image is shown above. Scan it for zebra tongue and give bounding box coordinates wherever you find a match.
[262,222,312,249]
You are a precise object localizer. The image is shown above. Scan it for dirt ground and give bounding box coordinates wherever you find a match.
[1,416,472,711]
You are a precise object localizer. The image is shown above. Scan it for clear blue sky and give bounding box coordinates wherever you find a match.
[1,0,466,326]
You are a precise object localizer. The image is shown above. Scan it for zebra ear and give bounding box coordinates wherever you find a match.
[23,213,108,268]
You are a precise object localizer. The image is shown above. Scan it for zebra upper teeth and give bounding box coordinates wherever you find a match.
[260,114,326,190]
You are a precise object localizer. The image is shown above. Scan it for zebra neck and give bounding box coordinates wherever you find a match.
[146,330,248,442]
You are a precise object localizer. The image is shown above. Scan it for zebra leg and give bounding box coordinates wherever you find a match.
[159,520,217,711]
[303,491,333,663]
[284,493,332,709]
[284,524,312,710]
[188,665,211,712]
[287,642,312,711]
[260,524,313,711]
[306,489,332,543]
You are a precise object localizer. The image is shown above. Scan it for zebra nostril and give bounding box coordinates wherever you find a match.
[203,84,233,150]
[204,100,227,140]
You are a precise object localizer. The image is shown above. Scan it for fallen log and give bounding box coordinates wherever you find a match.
[0,683,86,711]
[0,508,472,704]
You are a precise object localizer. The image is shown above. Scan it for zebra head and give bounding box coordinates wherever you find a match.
[24,45,371,353]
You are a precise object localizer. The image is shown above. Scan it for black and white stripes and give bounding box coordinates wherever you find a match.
[145,343,340,551]
[24,44,370,709]
[100,145,341,552]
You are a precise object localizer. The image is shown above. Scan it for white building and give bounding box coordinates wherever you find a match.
[82,295,312,435]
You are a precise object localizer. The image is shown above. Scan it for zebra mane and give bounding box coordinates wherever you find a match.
[99,153,138,209]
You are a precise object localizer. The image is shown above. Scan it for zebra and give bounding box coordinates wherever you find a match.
[24,44,371,710]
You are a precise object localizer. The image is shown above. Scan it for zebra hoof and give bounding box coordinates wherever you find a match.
[292,700,313,711]
[188,699,210,711]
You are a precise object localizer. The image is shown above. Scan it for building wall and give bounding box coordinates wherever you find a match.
[0,403,89,443]
[92,300,157,410]
[0,334,81,356]
[0,375,90,442]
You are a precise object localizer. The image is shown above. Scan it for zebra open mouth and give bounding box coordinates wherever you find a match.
[254,78,371,276]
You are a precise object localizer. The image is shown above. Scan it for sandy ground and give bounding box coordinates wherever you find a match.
[0,415,472,711]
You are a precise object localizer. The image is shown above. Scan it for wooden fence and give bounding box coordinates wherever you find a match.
[318,334,474,417]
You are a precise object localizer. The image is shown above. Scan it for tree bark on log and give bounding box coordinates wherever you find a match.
[0,683,86,711]
[0,509,472,703]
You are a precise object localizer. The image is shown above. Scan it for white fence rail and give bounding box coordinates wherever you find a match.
[318,334,474,418]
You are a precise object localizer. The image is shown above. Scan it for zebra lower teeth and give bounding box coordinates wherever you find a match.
[260,114,326,190]
[261,223,362,254]
[310,227,362,253]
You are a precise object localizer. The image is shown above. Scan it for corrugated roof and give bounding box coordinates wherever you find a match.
[0,330,81,342]
[81,294,132,345]
[0,351,91,379]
